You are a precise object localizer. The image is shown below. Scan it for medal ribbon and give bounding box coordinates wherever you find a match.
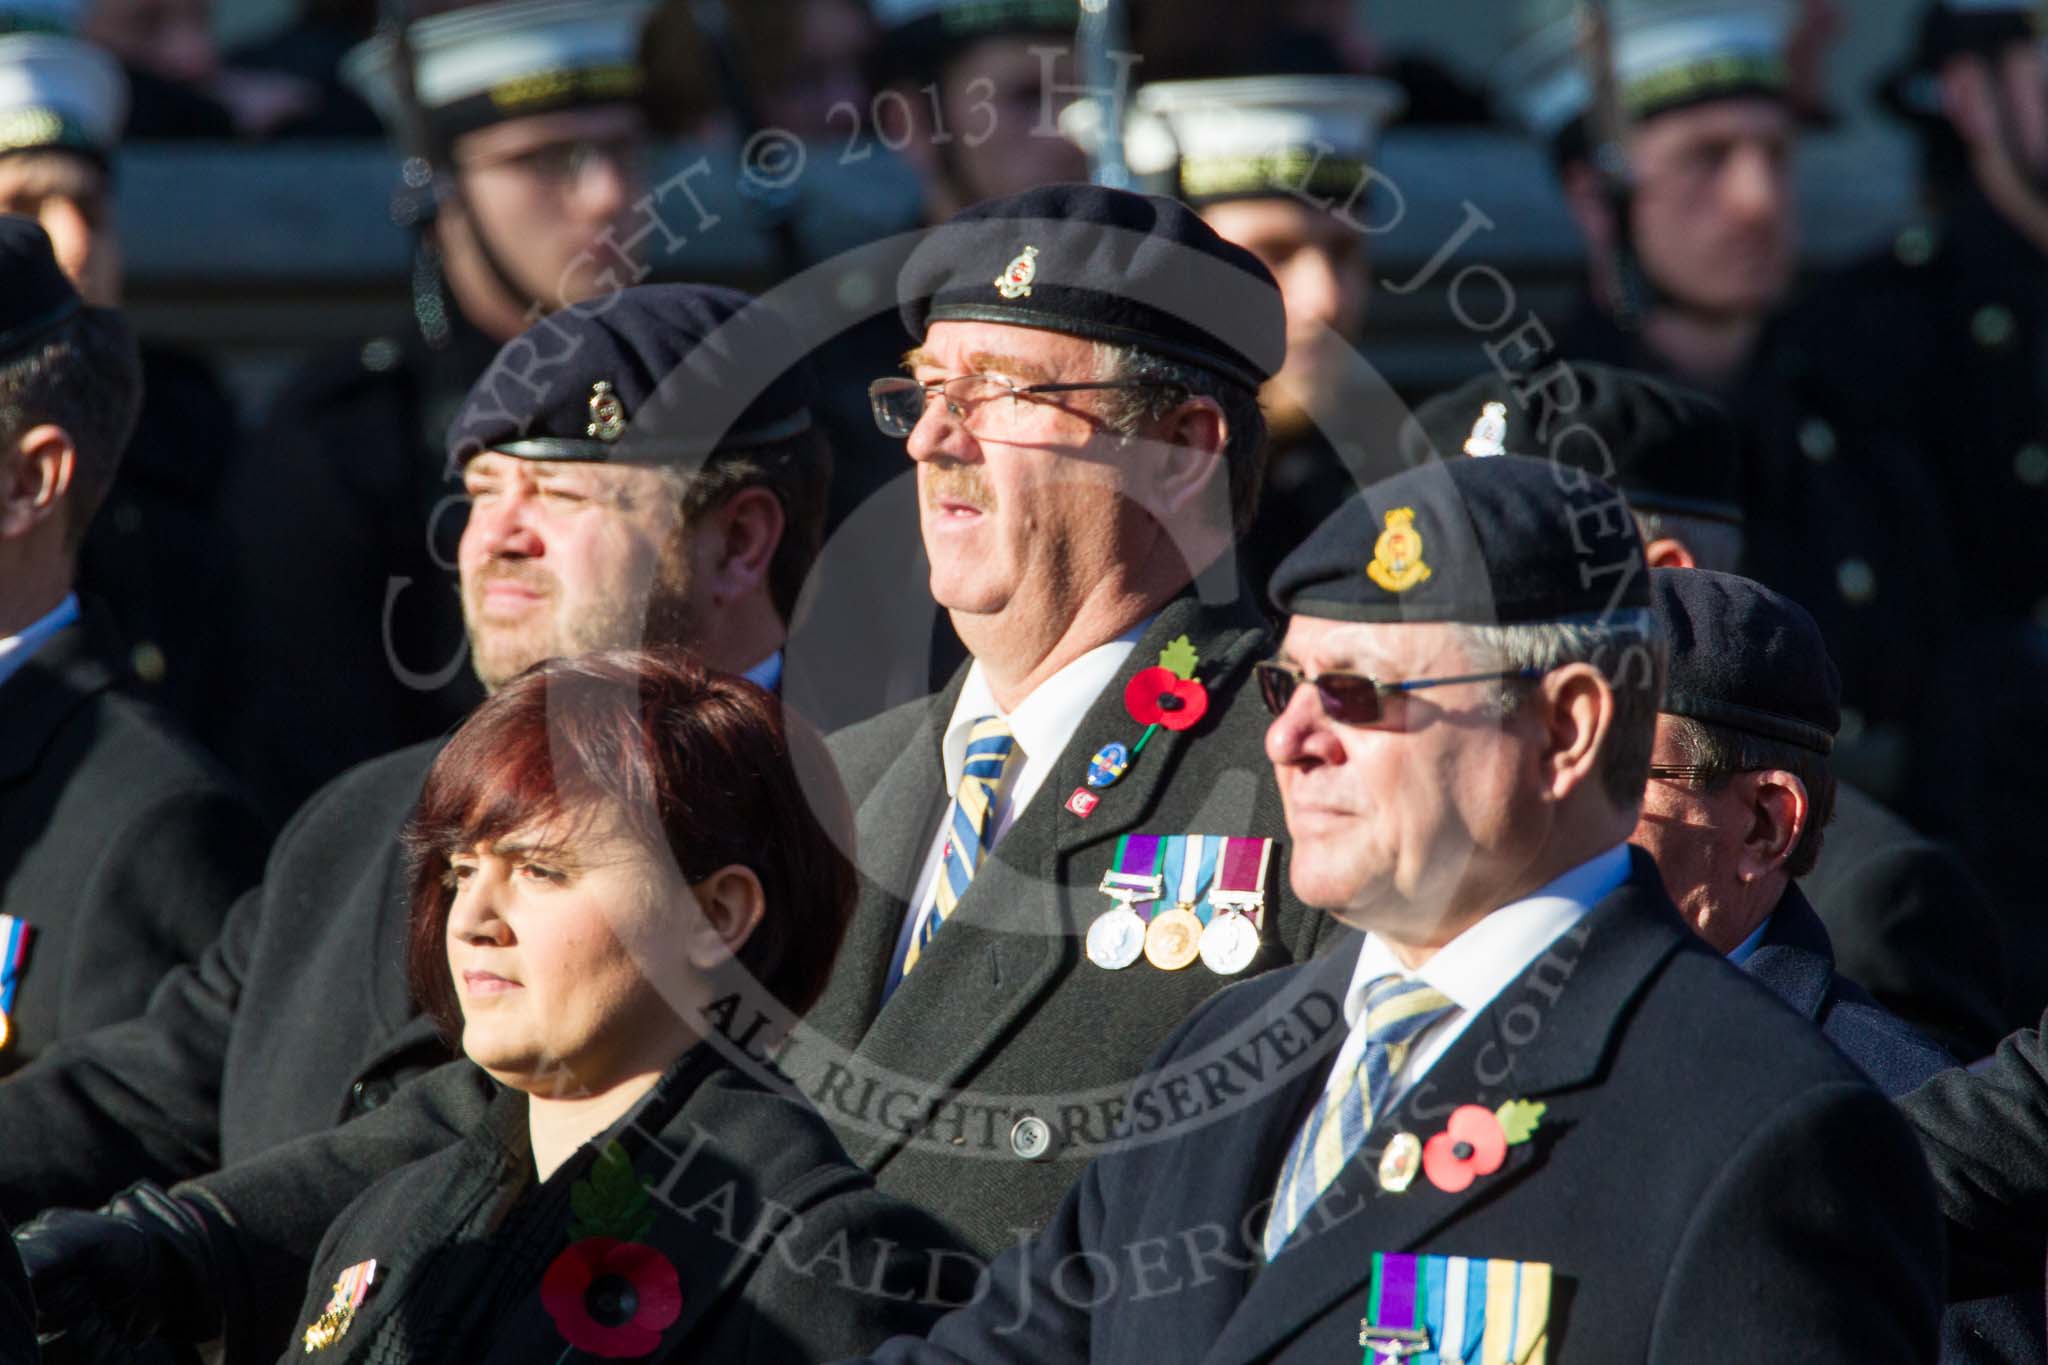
[1362,1252,1428,1364]
[0,916,33,1020]
[1176,835,1223,920]
[1214,837,1273,923]
[1107,834,1165,919]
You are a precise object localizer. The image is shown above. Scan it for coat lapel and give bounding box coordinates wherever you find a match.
[843,594,1272,1173]
[800,682,958,1065]
[1740,887,1834,1023]
[0,617,116,784]
[1201,856,1694,1365]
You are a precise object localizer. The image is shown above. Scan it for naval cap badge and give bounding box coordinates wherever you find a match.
[1463,400,1508,457]
[995,245,1040,299]
[586,380,626,442]
[1366,507,1431,593]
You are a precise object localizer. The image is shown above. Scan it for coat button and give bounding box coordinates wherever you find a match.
[1972,304,2016,350]
[1797,419,1836,463]
[1836,557,1876,604]
[1009,1115,1053,1161]
[1893,225,1935,267]
[2015,444,2048,487]
[351,1078,393,1112]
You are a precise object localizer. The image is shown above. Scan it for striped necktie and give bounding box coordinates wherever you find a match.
[902,715,1018,977]
[1263,973,1456,1259]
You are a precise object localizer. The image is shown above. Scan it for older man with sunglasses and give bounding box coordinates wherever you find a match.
[849,453,1942,1364]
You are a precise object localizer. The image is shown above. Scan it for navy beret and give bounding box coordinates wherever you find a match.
[1270,453,1648,623]
[0,213,80,362]
[1407,362,1743,524]
[1652,568,1839,755]
[449,283,818,469]
[898,183,1285,391]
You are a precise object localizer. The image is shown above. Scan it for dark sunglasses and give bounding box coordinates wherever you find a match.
[1255,660,1541,725]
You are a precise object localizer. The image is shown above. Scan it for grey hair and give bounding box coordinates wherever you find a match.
[1633,509,1744,575]
[1090,341,1268,534]
[1459,609,1668,809]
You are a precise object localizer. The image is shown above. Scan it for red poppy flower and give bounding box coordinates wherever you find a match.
[541,1237,683,1359]
[1124,667,1210,732]
[1422,1104,1508,1193]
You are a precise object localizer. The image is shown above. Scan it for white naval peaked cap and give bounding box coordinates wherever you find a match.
[0,0,82,36]
[1062,74,1405,204]
[867,0,1075,34]
[1496,0,1793,140]
[342,0,652,142]
[0,32,126,160]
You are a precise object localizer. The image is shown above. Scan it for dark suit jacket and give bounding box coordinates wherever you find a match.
[0,740,453,1220]
[855,854,1944,1363]
[1744,884,1956,1097]
[780,594,1348,1255]
[1800,783,2008,1060]
[0,612,267,1072]
[276,1048,972,1365]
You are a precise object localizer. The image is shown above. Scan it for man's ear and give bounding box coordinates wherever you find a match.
[1735,769,1807,881]
[0,424,77,542]
[1559,158,1617,256]
[1533,661,1615,803]
[1644,537,1697,569]
[1142,396,1228,521]
[1939,55,1998,148]
[694,487,784,608]
[685,863,767,970]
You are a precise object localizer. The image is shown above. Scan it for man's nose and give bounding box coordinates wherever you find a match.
[906,390,978,464]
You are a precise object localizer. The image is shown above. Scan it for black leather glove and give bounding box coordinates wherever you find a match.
[13,1182,221,1350]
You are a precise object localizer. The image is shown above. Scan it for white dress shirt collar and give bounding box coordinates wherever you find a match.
[1344,843,1633,1028]
[937,617,1150,806]
[0,593,80,693]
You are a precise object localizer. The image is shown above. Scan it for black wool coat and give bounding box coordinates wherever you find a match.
[1743,883,1957,1098]
[853,855,1946,1364]
[0,611,267,1072]
[1798,783,2010,1061]
[276,1048,974,1365]
[780,593,1350,1256]
[0,739,452,1220]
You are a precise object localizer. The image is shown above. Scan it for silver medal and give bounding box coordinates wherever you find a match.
[1086,906,1147,970]
[1198,910,1260,975]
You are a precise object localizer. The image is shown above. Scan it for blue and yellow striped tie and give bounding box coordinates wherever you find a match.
[1263,974,1456,1259]
[903,716,1018,976]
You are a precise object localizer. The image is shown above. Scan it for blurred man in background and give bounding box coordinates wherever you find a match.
[1755,0,2048,1016]
[205,0,654,814]
[0,215,264,1072]
[1075,49,1404,607]
[0,10,246,734]
[1499,0,1801,390]
[868,0,1088,223]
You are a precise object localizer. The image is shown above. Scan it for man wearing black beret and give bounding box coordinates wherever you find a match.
[0,214,265,1070]
[775,182,1349,1255]
[854,453,1942,1362]
[1413,361,2010,1060]
[6,283,836,1361]
[1633,569,1953,1091]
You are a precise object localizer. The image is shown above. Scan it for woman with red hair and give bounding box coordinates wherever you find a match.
[280,648,971,1363]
